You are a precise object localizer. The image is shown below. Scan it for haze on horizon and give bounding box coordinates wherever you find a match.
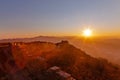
[0,0,120,39]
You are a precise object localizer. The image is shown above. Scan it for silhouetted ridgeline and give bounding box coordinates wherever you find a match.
[0,41,120,80]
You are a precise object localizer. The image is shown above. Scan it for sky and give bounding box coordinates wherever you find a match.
[0,0,120,39]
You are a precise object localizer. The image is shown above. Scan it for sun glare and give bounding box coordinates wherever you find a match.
[82,28,92,37]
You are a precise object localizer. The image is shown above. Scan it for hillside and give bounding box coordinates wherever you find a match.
[1,36,120,65]
[0,41,120,80]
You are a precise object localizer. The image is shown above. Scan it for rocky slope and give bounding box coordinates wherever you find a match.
[0,41,120,80]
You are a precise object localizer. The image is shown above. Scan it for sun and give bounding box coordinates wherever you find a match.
[82,28,92,37]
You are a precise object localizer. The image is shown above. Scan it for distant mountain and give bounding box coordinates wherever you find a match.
[0,41,120,80]
[0,36,70,43]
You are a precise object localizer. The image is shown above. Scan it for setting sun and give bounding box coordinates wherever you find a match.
[82,28,92,37]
